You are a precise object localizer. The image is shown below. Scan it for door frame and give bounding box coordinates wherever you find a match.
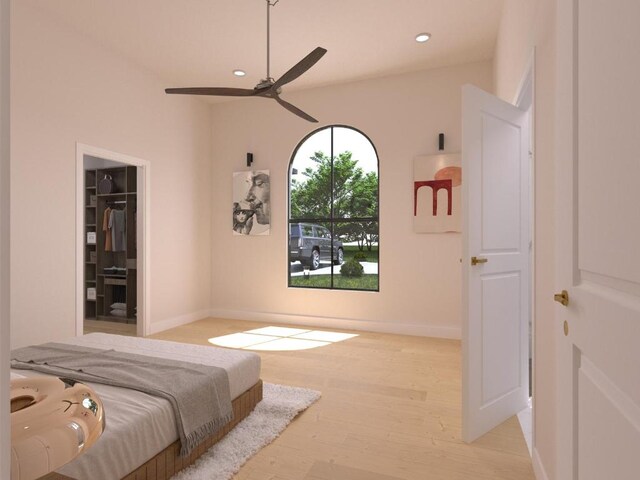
[0,0,10,476]
[513,51,536,457]
[75,143,151,338]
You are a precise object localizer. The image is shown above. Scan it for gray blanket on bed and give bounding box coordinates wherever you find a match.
[11,342,233,456]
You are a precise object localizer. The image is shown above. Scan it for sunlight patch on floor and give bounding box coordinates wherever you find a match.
[207,333,279,349]
[208,326,358,351]
[246,326,310,337]
[249,337,329,351]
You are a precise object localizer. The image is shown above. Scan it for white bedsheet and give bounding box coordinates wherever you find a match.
[11,333,261,480]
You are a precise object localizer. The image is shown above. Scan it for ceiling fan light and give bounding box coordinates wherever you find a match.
[233,69,246,77]
[415,32,431,43]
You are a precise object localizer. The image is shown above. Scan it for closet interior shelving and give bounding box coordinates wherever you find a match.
[85,167,137,323]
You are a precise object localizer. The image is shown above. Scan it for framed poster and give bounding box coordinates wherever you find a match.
[232,170,270,236]
[413,154,462,233]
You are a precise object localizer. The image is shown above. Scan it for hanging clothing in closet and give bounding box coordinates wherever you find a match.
[110,208,126,252]
[102,206,112,252]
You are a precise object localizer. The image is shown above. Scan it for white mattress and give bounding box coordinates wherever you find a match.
[11,333,261,480]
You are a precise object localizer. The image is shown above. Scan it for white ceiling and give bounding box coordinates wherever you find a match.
[32,0,504,101]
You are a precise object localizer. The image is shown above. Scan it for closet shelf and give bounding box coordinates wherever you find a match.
[86,186,96,189]
[86,224,97,227]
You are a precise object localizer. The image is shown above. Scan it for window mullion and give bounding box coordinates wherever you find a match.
[330,127,334,289]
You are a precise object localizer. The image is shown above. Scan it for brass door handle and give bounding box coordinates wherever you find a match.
[554,290,569,306]
[471,256,488,266]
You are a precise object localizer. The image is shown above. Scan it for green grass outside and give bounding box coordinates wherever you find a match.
[342,245,379,263]
[289,274,378,290]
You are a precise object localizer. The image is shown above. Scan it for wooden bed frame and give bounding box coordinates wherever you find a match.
[42,380,263,480]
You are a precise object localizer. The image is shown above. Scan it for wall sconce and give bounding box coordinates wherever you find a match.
[439,133,445,151]
[247,152,254,167]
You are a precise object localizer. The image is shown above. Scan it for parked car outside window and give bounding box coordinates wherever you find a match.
[289,223,344,270]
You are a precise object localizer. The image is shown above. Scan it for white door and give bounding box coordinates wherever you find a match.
[556,1,640,478]
[462,85,530,443]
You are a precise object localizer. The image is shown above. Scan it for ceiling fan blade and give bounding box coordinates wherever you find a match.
[273,47,327,90]
[165,87,257,97]
[274,96,318,123]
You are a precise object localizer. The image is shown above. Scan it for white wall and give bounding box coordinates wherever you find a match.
[494,1,537,102]
[494,1,557,478]
[0,0,10,476]
[209,62,492,337]
[10,2,213,348]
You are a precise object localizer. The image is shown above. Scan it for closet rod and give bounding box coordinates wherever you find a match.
[107,200,127,205]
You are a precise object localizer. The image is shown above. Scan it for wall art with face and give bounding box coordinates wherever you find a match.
[232,170,271,236]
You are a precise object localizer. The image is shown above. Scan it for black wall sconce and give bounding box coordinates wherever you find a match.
[246,152,254,167]
[438,133,445,151]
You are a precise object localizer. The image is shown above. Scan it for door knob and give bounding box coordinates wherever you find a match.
[554,290,569,306]
[471,256,488,266]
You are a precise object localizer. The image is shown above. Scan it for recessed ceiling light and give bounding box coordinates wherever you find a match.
[233,69,246,77]
[415,32,431,43]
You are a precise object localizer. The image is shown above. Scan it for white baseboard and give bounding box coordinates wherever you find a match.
[532,447,550,480]
[147,309,212,336]
[208,308,461,339]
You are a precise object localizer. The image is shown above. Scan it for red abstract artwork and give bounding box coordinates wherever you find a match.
[413,155,462,233]
[413,179,452,216]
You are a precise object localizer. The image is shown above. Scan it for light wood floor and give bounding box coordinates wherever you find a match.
[150,318,534,480]
[84,319,136,336]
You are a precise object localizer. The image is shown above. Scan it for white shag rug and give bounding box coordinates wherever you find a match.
[171,383,321,480]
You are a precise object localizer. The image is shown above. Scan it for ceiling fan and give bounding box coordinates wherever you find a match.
[165,0,327,123]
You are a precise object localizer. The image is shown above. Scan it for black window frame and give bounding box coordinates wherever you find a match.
[287,124,380,292]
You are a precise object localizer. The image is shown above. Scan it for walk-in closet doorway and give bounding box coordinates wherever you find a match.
[75,143,150,338]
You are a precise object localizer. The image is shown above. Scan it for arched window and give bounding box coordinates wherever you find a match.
[288,125,379,291]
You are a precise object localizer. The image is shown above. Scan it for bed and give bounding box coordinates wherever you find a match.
[11,333,262,480]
